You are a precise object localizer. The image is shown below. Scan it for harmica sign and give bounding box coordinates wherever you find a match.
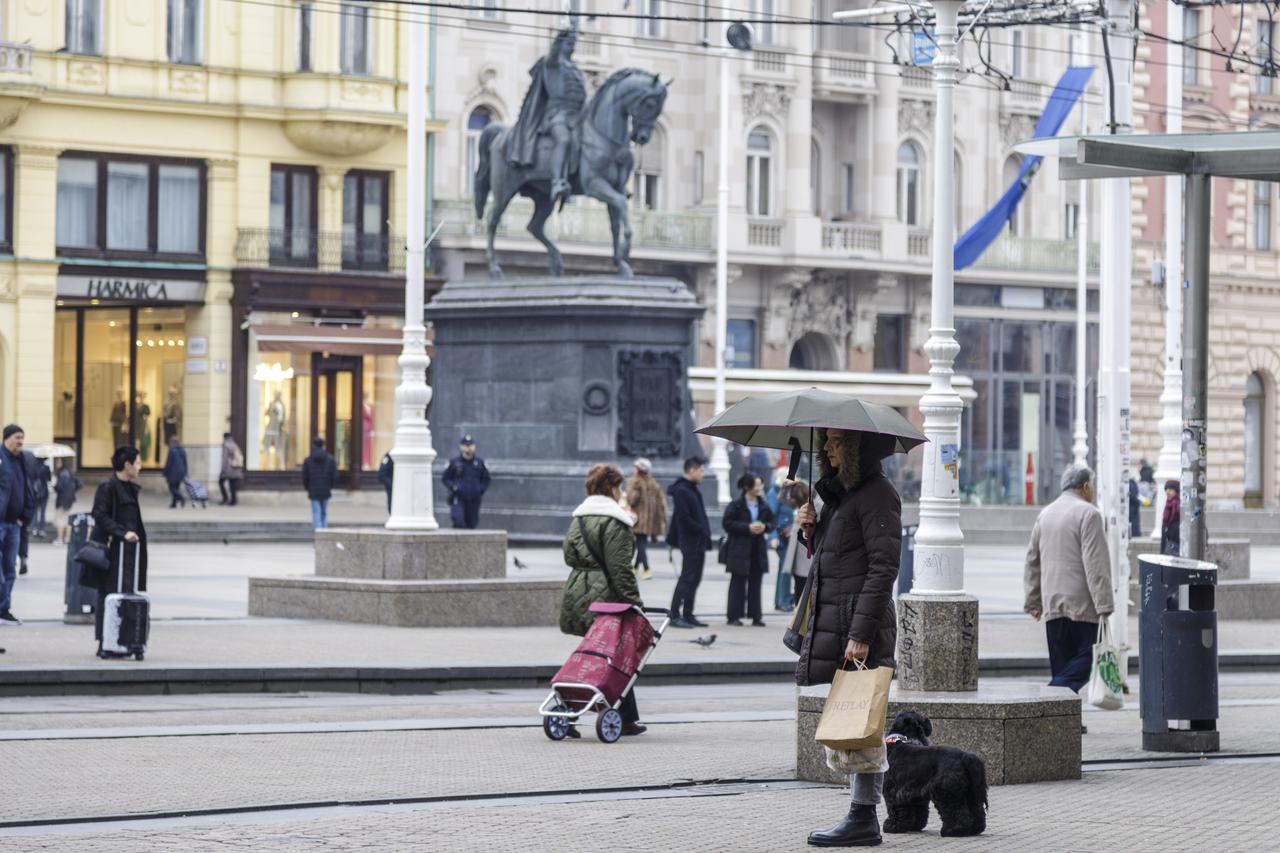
[57,274,205,303]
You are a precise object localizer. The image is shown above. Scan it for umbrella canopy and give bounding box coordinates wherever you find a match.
[695,388,927,456]
[28,443,76,459]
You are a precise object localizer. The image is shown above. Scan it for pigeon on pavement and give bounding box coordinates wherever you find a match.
[513,556,529,571]
[691,634,717,647]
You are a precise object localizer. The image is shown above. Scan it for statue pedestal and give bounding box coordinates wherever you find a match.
[425,276,710,538]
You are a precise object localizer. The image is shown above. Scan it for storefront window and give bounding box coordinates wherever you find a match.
[250,352,312,471]
[80,309,132,468]
[135,307,187,468]
[54,311,78,440]
[362,353,398,471]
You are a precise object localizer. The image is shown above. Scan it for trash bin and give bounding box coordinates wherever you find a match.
[898,524,919,596]
[63,512,96,624]
[1138,553,1220,753]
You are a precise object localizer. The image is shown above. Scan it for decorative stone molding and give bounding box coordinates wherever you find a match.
[466,65,501,104]
[764,269,814,348]
[284,120,394,157]
[911,279,932,352]
[787,271,852,350]
[851,273,899,352]
[898,98,935,137]
[742,82,792,122]
[998,112,1037,150]
[696,265,743,347]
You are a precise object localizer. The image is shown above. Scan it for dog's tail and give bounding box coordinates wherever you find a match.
[963,752,989,814]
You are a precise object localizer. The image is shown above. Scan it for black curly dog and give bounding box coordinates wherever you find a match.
[882,710,988,837]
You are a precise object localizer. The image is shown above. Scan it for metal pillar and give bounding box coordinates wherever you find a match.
[1072,83,1089,467]
[1099,0,1136,680]
[386,6,439,530]
[911,0,965,595]
[1154,0,1185,538]
[1181,174,1211,560]
[708,41,732,506]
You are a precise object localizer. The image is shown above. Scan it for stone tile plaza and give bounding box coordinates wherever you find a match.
[3,1,1280,851]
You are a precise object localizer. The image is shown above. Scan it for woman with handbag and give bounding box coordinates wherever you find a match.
[559,463,647,737]
[722,473,776,627]
[794,428,901,848]
[88,446,148,659]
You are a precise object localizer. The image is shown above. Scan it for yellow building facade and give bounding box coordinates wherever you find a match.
[0,1,439,486]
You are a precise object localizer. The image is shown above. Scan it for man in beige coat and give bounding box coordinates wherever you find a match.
[1024,463,1115,692]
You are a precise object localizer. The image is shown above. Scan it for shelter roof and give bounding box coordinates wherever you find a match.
[1015,130,1280,181]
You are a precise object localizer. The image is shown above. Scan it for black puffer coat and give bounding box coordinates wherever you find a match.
[721,496,775,577]
[796,461,901,687]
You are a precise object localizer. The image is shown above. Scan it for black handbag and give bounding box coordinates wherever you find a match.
[716,534,728,565]
[74,538,110,572]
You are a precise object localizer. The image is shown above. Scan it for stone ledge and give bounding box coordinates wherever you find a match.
[315,528,506,581]
[1129,538,1250,580]
[797,682,1080,786]
[1130,578,1280,620]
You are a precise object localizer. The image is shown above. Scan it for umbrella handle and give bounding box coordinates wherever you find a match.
[786,437,802,481]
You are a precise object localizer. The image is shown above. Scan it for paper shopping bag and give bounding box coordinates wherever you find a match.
[1085,619,1124,711]
[815,662,894,750]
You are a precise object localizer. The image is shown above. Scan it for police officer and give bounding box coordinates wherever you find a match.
[442,434,491,529]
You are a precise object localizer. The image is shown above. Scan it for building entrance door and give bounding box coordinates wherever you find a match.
[311,355,363,487]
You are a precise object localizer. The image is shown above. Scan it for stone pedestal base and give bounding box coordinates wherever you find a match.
[797,681,1081,786]
[248,528,563,627]
[896,593,978,691]
[1142,728,1220,753]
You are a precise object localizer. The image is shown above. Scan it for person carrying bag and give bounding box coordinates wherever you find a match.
[1084,619,1124,711]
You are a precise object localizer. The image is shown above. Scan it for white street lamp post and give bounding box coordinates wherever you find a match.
[1153,0,1184,538]
[1072,85,1090,467]
[709,39,732,507]
[386,6,439,530]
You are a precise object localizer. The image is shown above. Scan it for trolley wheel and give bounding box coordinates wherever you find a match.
[543,704,572,741]
[134,652,144,661]
[596,708,623,743]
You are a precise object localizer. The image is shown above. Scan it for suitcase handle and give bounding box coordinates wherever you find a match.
[117,539,141,594]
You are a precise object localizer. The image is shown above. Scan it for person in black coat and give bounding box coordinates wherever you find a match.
[794,428,901,848]
[722,472,776,626]
[18,449,49,574]
[665,456,711,628]
[302,437,339,529]
[162,437,188,508]
[89,446,148,658]
[1160,479,1180,556]
[377,452,394,513]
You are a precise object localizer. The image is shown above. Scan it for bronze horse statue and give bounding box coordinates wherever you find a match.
[473,68,668,279]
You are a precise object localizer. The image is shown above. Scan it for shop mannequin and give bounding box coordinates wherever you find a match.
[163,386,183,447]
[264,391,287,470]
[362,394,374,469]
[135,392,152,460]
[110,392,127,449]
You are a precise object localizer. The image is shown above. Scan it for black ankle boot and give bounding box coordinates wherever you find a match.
[807,805,881,847]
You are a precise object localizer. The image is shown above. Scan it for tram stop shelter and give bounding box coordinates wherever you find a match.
[1016,129,1280,558]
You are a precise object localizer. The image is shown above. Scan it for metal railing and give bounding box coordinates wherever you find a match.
[435,198,714,252]
[234,228,404,273]
[821,221,881,254]
[0,40,34,74]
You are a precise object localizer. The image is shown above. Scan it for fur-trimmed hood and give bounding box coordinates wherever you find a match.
[572,494,636,527]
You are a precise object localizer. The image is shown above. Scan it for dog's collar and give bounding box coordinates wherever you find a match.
[884,733,923,746]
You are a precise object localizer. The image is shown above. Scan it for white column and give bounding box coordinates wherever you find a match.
[708,43,732,506]
[1072,84,1090,467]
[1098,0,1136,679]
[910,0,965,595]
[386,6,438,530]
[1153,0,1184,537]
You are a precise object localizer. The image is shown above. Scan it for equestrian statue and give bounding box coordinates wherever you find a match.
[473,27,669,279]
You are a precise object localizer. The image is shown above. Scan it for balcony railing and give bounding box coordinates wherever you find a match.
[752,49,789,74]
[821,221,881,254]
[970,234,1100,275]
[907,229,932,257]
[235,228,404,274]
[747,219,785,248]
[901,66,932,90]
[0,41,33,75]
[435,198,714,252]
[1007,79,1041,103]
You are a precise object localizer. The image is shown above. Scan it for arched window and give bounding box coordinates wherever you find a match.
[1003,154,1025,236]
[633,125,665,210]
[788,332,839,371]
[810,138,821,215]
[896,142,921,226]
[464,106,495,197]
[746,127,774,217]
[1244,372,1267,506]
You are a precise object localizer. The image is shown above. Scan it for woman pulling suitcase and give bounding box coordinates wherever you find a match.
[90,446,148,659]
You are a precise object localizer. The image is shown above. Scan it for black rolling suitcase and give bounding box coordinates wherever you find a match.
[102,543,149,660]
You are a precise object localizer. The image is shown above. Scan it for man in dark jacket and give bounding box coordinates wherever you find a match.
[665,456,711,629]
[0,424,34,625]
[162,437,188,508]
[18,449,49,574]
[302,437,339,530]
[377,452,394,513]
[442,434,490,529]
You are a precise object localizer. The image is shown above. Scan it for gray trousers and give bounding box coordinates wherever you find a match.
[850,772,884,806]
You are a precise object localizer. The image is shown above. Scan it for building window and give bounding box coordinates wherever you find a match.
[1011,30,1025,78]
[842,163,855,215]
[470,0,500,19]
[632,126,664,211]
[693,150,704,205]
[1183,8,1200,85]
[727,318,758,369]
[0,147,11,253]
[342,171,390,270]
[873,315,908,372]
[1244,372,1267,506]
[746,127,773,217]
[1255,182,1272,250]
[1003,154,1025,236]
[269,164,317,265]
[809,139,821,215]
[750,0,775,45]
[340,3,372,75]
[638,0,662,39]
[65,0,101,55]
[1064,202,1080,240]
[1261,21,1276,95]
[465,106,494,196]
[896,142,921,226]
[167,0,202,64]
[56,154,205,257]
[297,2,314,72]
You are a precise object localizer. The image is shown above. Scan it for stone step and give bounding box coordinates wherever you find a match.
[1129,538,1250,580]
[314,528,506,581]
[248,576,564,628]
[1129,579,1280,620]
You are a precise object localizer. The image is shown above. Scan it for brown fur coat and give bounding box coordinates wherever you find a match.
[626,471,668,537]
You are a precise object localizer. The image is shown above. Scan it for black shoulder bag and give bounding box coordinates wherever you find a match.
[74,485,115,574]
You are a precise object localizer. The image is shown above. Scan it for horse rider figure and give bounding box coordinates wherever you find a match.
[507,28,587,207]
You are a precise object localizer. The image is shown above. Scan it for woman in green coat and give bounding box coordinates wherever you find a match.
[559,463,647,736]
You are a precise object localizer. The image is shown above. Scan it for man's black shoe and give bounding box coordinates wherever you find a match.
[752,619,767,627]
[808,805,881,847]
[18,561,27,576]
[621,722,648,736]
[686,616,708,627]
[0,610,21,626]
[668,617,696,629]
[727,619,744,626]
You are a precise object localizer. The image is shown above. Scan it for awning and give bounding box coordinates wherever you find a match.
[253,324,412,356]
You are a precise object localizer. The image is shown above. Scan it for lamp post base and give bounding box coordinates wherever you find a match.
[896,592,979,692]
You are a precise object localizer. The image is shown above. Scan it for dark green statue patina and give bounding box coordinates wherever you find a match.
[473,28,668,279]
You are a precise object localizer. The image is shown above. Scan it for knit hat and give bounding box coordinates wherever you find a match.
[1164,479,1180,493]
[634,458,652,473]
[2,424,23,441]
